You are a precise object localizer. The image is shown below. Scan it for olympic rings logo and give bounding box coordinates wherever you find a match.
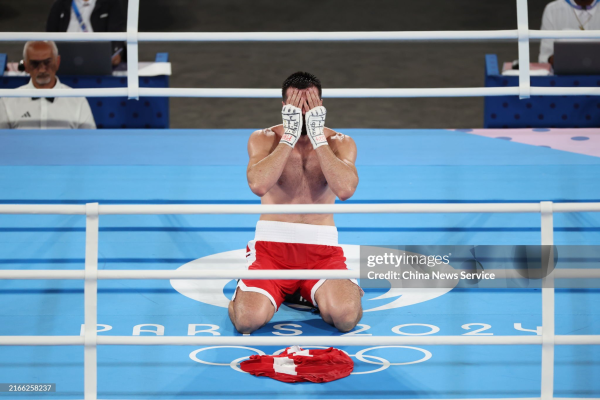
[189,345,432,375]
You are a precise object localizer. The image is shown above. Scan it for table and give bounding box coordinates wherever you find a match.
[484,54,600,128]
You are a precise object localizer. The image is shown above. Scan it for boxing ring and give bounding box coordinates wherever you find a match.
[1,0,600,399]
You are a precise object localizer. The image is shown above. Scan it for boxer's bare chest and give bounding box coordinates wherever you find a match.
[276,142,329,198]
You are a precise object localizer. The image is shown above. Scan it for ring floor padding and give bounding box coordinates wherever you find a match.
[0,129,598,398]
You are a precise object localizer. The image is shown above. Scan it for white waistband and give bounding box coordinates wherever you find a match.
[254,220,338,246]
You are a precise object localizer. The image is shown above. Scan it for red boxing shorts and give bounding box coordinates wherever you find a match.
[232,220,360,311]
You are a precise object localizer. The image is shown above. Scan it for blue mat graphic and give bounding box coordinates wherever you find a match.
[0,129,598,398]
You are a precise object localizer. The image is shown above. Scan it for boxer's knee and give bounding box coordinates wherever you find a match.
[229,288,275,334]
[231,311,266,334]
[326,303,362,332]
[315,280,362,333]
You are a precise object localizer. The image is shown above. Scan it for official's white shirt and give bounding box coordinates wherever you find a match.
[0,78,96,130]
[66,0,97,33]
[539,0,600,62]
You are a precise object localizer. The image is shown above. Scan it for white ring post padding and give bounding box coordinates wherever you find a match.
[126,0,140,100]
[540,201,554,247]
[84,203,99,400]
[516,0,531,100]
[540,201,555,400]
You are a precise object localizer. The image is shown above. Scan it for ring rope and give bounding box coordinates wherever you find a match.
[1,27,600,101]
[0,268,599,280]
[2,87,600,98]
[2,29,600,42]
[1,202,600,215]
[3,335,600,346]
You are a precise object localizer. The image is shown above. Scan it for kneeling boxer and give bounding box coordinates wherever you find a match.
[228,71,363,334]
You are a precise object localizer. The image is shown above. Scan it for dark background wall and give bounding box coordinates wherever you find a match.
[0,0,551,129]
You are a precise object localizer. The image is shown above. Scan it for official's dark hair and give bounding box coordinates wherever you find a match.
[282,71,322,101]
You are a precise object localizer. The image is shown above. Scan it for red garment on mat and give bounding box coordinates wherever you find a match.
[240,346,353,383]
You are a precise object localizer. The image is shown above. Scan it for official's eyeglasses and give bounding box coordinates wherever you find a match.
[28,59,53,69]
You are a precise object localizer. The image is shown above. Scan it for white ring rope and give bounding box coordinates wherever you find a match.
[2,28,600,99]
[3,87,600,98]
[1,335,600,347]
[0,268,599,280]
[2,29,600,42]
[1,202,600,215]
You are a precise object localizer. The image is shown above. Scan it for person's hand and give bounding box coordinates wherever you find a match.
[111,53,122,66]
[305,87,327,149]
[280,88,304,148]
[306,86,322,109]
[548,55,554,66]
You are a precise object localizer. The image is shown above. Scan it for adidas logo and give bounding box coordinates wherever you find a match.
[21,111,31,118]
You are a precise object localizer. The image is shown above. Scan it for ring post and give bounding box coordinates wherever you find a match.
[516,0,531,99]
[540,201,555,400]
[126,0,140,100]
[84,203,99,400]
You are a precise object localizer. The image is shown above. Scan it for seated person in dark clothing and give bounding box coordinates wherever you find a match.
[46,0,126,66]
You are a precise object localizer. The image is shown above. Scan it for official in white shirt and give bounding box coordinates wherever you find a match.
[539,0,600,63]
[0,41,96,130]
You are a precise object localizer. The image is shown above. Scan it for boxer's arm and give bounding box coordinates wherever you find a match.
[316,134,358,201]
[246,129,293,197]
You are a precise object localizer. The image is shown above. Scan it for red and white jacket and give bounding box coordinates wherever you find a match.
[240,346,353,383]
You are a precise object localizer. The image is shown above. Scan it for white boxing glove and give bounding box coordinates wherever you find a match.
[280,104,303,148]
[305,106,328,149]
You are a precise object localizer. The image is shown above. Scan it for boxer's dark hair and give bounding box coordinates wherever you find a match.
[282,71,322,101]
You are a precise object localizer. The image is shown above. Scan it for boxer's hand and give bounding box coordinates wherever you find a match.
[306,106,327,149]
[305,86,327,149]
[280,88,303,148]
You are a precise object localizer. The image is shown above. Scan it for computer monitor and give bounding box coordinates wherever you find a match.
[56,41,113,76]
[553,41,600,75]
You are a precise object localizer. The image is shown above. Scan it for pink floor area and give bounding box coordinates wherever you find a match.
[459,128,600,158]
